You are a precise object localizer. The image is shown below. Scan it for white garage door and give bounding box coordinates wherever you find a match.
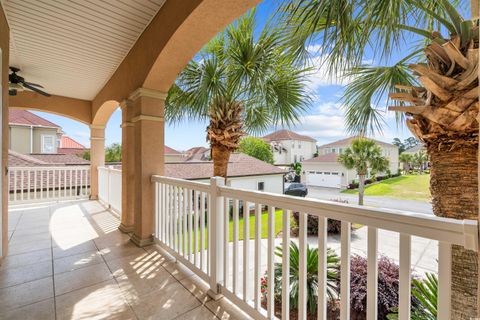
[306,171,341,188]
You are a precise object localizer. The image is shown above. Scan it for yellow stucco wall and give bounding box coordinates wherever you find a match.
[9,126,30,154]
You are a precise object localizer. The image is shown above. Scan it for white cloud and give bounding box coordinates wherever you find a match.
[72,131,90,148]
[306,55,351,91]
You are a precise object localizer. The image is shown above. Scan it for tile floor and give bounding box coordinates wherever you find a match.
[1,200,250,320]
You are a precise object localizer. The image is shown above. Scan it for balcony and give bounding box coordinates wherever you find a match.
[1,166,477,319]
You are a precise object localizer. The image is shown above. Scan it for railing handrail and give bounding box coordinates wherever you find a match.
[152,175,477,250]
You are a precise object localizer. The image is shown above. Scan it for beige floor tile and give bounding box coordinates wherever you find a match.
[52,240,97,259]
[8,239,51,256]
[8,232,51,246]
[105,250,165,277]
[53,250,104,274]
[205,297,253,320]
[100,242,147,262]
[1,298,55,320]
[54,262,113,296]
[130,281,201,320]
[175,305,219,320]
[115,264,177,304]
[0,248,52,270]
[94,231,131,249]
[163,260,195,281]
[0,277,54,311]
[179,275,211,304]
[0,260,52,289]
[55,279,136,320]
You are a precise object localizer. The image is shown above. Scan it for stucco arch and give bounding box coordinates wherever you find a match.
[91,100,120,127]
[9,91,91,125]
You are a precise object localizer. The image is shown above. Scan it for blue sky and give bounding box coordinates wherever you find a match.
[33,0,418,151]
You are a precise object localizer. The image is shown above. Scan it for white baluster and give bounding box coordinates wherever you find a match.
[254,203,262,310]
[267,206,276,319]
[318,217,327,320]
[243,200,250,302]
[299,212,308,320]
[223,197,230,288]
[200,191,206,272]
[399,234,411,320]
[194,190,199,267]
[233,199,240,295]
[438,242,452,320]
[367,227,378,320]
[282,209,291,320]
[340,221,351,320]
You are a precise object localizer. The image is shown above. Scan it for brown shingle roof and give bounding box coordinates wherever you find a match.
[9,109,60,128]
[27,154,90,165]
[262,130,316,143]
[165,153,285,180]
[319,136,394,148]
[302,153,338,163]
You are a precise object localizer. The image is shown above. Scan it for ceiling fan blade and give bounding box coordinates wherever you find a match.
[23,81,44,88]
[23,83,51,97]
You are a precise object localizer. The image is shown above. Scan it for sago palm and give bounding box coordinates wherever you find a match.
[165,10,311,179]
[281,0,478,316]
[338,138,389,205]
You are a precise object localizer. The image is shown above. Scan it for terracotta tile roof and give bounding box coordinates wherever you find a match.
[27,153,90,165]
[165,153,285,180]
[302,153,338,163]
[60,136,85,149]
[9,109,60,128]
[57,148,88,155]
[319,136,394,148]
[165,146,181,155]
[262,129,316,143]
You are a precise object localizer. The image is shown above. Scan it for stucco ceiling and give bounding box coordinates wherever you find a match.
[2,0,166,100]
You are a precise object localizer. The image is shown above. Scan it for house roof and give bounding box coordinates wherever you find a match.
[165,146,181,155]
[165,153,285,180]
[184,146,210,161]
[9,109,60,128]
[60,136,85,149]
[262,130,316,143]
[302,153,338,163]
[403,144,425,154]
[319,136,395,148]
[8,150,90,166]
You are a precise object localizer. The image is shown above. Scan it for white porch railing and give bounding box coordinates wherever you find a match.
[152,175,478,320]
[9,166,90,204]
[98,166,122,216]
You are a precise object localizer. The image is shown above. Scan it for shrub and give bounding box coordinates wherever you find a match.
[261,241,339,316]
[342,255,400,319]
[291,199,349,236]
[387,273,438,320]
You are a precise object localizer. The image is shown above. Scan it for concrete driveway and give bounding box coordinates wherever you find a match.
[306,186,433,214]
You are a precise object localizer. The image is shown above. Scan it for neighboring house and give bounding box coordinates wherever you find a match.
[302,137,399,188]
[9,109,62,154]
[58,136,87,156]
[403,144,426,155]
[184,146,210,161]
[165,146,184,162]
[165,153,285,194]
[9,150,90,167]
[262,129,317,166]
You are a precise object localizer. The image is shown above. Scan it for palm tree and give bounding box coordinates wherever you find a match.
[338,138,389,205]
[280,0,479,316]
[412,151,428,173]
[399,153,413,174]
[165,10,311,179]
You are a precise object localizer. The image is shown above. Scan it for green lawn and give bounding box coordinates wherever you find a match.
[341,174,431,201]
[228,209,284,241]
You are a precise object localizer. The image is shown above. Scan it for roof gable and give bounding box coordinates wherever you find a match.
[9,110,60,128]
[262,129,316,143]
[60,136,85,149]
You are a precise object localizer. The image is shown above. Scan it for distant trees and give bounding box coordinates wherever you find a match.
[81,143,122,162]
[392,137,419,154]
[238,137,274,164]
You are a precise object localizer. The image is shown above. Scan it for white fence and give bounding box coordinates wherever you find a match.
[98,166,122,216]
[152,175,478,320]
[9,166,90,204]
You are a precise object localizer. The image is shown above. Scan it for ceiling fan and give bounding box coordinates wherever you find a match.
[9,67,51,97]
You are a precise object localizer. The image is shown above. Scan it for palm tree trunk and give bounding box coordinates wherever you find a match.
[211,145,231,180]
[428,142,478,319]
[358,174,365,205]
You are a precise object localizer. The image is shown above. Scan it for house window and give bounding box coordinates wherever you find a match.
[291,142,295,148]
[294,155,297,163]
[257,182,265,191]
[41,135,55,153]
[298,143,301,149]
